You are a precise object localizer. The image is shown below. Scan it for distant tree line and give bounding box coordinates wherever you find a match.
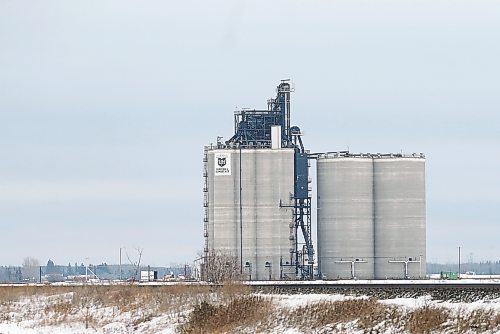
[427,260,500,275]
[0,257,192,283]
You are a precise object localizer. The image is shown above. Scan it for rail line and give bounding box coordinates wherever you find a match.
[1,279,499,289]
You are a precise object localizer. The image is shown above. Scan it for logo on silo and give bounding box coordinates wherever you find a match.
[214,153,231,175]
[217,157,226,167]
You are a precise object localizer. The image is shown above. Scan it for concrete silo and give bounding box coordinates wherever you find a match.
[373,156,426,279]
[316,153,426,280]
[206,148,296,280]
[317,154,374,279]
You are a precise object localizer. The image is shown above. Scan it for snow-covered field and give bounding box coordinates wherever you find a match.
[0,285,499,333]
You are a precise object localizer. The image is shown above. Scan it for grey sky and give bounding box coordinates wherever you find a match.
[1,1,499,266]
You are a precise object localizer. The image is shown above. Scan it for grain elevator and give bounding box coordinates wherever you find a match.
[203,81,314,280]
[203,82,426,280]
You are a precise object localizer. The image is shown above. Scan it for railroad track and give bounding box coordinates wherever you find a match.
[247,281,500,302]
[2,280,500,302]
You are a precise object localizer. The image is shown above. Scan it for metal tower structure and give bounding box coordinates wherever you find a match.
[226,80,293,148]
[281,128,314,279]
[225,80,315,279]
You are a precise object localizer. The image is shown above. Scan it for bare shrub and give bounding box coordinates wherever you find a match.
[203,251,242,283]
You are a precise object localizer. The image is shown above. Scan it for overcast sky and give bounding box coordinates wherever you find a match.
[1,1,499,267]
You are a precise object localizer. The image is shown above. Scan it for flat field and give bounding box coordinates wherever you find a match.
[0,284,499,333]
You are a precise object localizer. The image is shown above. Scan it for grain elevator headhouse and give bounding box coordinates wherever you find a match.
[203,81,314,280]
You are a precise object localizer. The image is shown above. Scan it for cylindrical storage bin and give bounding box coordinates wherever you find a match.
[374,157,426,279]
[207,148,295,280]
[317,156,375,279]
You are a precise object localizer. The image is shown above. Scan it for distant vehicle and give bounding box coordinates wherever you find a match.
[440,271,459,280]
[45,273,64,283]
[140,270,158,282]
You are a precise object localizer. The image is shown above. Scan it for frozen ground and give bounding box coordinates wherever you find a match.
[0,288,499,333]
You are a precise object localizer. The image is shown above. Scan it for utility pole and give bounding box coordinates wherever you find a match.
[119,248,122,281]
[458,246,461,279]
[84,257,89,282]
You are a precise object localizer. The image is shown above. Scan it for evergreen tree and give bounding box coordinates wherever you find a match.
[67,263,73,276]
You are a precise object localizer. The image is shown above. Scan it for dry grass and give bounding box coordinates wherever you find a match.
[0,285,69,302]
[1,285,500,333]
[220,280,250,295]
[451,308,500,333]
[283,298,403,332]
[0,284,213,328]
[179,295,273,333]
[279,298,500,333]
[405,304,449,334]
